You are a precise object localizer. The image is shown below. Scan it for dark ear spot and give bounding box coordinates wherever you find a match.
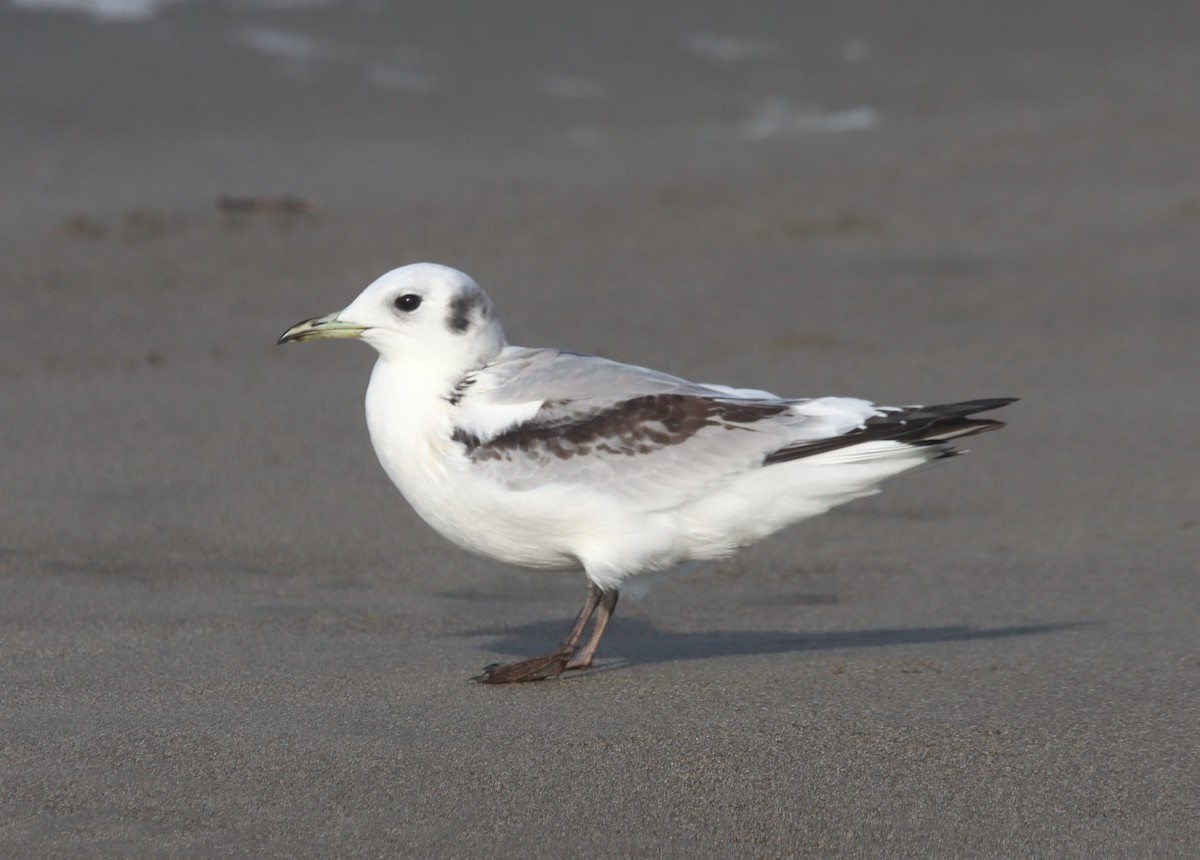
[447,293,477,333]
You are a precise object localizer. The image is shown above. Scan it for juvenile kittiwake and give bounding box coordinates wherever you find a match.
[279,263,1014,683]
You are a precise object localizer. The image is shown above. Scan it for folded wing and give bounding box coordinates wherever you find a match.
[450,348,887,509]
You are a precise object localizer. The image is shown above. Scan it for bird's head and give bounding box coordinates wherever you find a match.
[279,263,507,373]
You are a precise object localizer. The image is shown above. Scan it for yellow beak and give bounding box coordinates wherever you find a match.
[277,313,366,345]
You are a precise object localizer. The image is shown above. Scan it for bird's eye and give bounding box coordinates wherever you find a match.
[394,294,422,312]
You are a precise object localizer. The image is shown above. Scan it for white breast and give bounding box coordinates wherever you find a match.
[365,359,642,575]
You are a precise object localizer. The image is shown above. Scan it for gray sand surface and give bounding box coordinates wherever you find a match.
[2,2,1198,856]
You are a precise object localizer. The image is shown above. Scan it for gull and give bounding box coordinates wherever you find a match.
[279,263,1014,684]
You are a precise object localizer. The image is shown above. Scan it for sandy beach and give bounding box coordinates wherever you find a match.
[2,2,1198,856]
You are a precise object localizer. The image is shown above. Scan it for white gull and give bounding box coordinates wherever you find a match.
[279,263,1014,683]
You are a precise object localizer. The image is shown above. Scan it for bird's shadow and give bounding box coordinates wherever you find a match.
[466,615,1087,668]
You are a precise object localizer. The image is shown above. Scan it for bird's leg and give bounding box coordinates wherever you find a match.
[565,587,618,671]
[474,582,603,684]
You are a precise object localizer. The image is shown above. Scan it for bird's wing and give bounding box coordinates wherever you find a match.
[450,348,880,510]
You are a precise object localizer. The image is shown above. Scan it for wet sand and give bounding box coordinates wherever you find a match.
[2,2,1198,856]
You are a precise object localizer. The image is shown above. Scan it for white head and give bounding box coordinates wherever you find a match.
[279,263,507,374]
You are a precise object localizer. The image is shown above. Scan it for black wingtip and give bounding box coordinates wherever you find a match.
[763,396,1017,465]
[941,397,1018,415]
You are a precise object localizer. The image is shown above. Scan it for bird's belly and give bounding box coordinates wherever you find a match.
[384,454,591,570]
[411,484,583,570]
[392,458,687,580]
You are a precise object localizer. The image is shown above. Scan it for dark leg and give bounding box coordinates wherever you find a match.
[566,588,618,671]
[474,582,604,684]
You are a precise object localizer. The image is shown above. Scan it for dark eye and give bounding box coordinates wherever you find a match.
[394,293,422,312]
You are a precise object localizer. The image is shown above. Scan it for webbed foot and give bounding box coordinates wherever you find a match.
[473,650,572,684]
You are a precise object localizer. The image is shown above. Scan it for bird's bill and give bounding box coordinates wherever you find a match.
[277,313,366,344]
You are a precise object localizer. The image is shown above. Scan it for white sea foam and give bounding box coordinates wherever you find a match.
[9,0,191,21]
[741,100,879,140]
[230,25,358,63]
